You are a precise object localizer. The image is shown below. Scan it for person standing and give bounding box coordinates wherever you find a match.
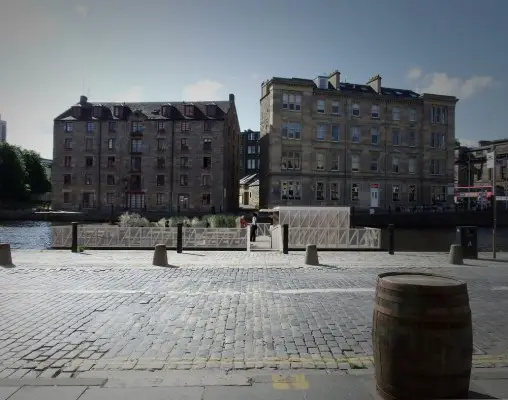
[250,212,258,242]
[240,215,247,228]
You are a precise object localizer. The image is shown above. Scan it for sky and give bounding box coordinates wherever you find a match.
[0,0,506,159]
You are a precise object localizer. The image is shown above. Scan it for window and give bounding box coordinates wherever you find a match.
[156,138,165,152]
[280,180,301,200]
[85,138,93,151]
[181,138,189,151]
[130,156,141,172]
[64,123,73,133]
[85,174,92,185]
[181,121,190,132]
[248,145,256,154]
[431,132,445,149]
[316,124,325,140]
[408,184,417,202]
[204,120,214,132]
[371,105,380,119]
[158,121,165,132]
[156,175,165,186]
[63,192,71,204]
[86,122,95,133]
[108,122,116,132]
[392,156,399,173]
[113,106,122,118]
[184,105,194,117]
[331,154,339,171]
[107,156,115,168]
[64,138,72,150]
[317,100,325,114]
[330,183,339,200]
[351,154,360,172]
[131,139,142,153]
[429,159,445,175]
[351,127,360,143]
[202,174,211,186]
[331,125,339,142]
[180,157,189,168]
[351,183,359,201]
[64,156,72,167]
[131,121,143,133]
[106,192,115,205]
[315,182,325,201]
[501,166,507,180]
[408,158,417,174]
[248,131,258,141]
[85,157,93,167]
[206,104,216,117]
[431,106,447,124]
[107,175,115,185]
[282,122,301,139]
[107,138,115,151]
[202,193,211,205]
[180,175,188,186]
[352,103,360,117]
[247,159,256,170]
[392,130,400,146]
[282,93,301,111]
[127,193,145,209]
[178,194,189,210]
[203,138,212,152]
[331,102,340,115]
[161,105,170,117]
[156,193,165,205]
[281,151,301,170]
[371,127,379,145]
[431,185,447,202]
[63,174,71,185]
[203,156,211,169]
[130,175,141,190]
[392,185,400,201]
[316,153,325,170]
[408,130,416,147]
[392,108,400,121]
[370,155,378,172]
[409,108,416,122]
[157,157,165,169]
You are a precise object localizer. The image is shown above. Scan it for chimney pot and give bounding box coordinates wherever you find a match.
[229,93,235,103]
[79,95,88,104]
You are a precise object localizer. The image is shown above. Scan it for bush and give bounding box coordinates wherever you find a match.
[118,212,150,227]
[204,214,237,228]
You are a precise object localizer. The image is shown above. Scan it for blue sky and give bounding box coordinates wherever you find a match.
[0,0,505,158]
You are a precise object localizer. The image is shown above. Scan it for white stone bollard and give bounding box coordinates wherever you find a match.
[153,244,168,267]
[305,244,319,266]
[449,244,463,265]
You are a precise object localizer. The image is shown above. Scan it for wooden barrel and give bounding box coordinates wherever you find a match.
[372,272,473,400]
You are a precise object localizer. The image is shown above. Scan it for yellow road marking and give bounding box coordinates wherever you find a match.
[272,374,309,390]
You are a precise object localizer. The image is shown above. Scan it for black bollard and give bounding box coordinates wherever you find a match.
[71,222,78,253]
[177,223,183,254]
[282,224,289,254]
[388,224,394,255]
[351,206,355,228]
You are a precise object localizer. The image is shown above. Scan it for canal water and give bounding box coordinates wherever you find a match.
[0,220,507,251]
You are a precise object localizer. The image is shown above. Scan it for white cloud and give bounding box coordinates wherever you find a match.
[75,4,88,18]
[112,86,144,102]
[408,68,495,100]
[181,80,224,101]
[406,67,422,80]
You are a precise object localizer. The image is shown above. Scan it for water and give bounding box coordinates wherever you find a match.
[0,221,52,249]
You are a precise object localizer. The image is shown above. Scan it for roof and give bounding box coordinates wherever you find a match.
[55,98,232,121]
[240,173,258,185]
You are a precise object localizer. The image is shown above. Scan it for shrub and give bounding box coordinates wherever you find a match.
[118,212,150,227]
[191,217,207,227]
[204,214,237,228]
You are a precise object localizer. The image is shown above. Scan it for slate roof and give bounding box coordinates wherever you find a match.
[55,99,231,121]
[240,174,258,186]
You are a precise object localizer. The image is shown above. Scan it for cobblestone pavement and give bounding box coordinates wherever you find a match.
[0,250,508,378]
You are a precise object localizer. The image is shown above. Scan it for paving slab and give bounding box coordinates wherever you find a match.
[8,386,87,400]
[0,387,20,400]
[0,378,106,387]
[80,387,204,400]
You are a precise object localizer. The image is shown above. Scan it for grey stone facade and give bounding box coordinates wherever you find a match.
[52,95,240,213]
[259,72,458,210]
[239,129,260,178]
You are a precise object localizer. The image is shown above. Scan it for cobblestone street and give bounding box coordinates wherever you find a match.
[1,250,508,379]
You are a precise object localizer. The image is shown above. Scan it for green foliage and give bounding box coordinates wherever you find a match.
[23,150,51,195]
[118,212,151,227]
[122,213,239,228]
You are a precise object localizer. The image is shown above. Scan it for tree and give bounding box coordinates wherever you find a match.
[0,143,28,204]
[22,150,51,196]
[454,138,461,147]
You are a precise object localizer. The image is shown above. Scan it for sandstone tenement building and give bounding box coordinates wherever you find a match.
[259,71,458,209]
[52,95,240,213]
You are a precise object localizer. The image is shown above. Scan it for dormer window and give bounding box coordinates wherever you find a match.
[206,104,216,117]
[92,106,102,118]
[184,104,194,117]
[113,106,122,118]
[161,105,170,117]
[72,106,81,118]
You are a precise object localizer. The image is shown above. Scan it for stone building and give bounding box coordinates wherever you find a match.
[52,95,240,213]
[239,129,260,178]
[259,71,458,209]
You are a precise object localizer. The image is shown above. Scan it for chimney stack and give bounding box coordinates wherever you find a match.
[367,75,382,94]
[79,95,88,104]
[328,70,341,89]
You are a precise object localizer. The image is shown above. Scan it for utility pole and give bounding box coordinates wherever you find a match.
[491,145,497,259]
[467,153,471,211]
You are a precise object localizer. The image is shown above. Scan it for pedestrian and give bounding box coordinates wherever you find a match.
[240,215,247,228]
[250,212,258,242]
